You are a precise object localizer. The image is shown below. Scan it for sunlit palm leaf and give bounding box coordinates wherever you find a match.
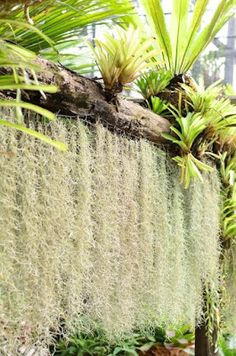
[140,0,172,69]
[1,0,134,54]
[183,0,236,73]
[171,0,189,73]
[137,0,236,74]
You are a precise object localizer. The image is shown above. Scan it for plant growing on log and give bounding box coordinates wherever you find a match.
[136,69,173,100]
[184,82,236,149]
[160,80,236,188]
[0,121,220,352]
[148,97,169,115]
[182,81,223,115]
[89,26,158,100]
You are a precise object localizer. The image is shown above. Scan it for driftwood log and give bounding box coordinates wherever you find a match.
[15,58,171,144]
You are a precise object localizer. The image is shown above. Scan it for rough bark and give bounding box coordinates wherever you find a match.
[18,58,170,144]
[195,324,219,356]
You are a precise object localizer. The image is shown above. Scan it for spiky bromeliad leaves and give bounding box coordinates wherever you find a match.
[89,26,158,100]
[163,112,213,188]
[136,69,173,100]
[183,82,236,150]
[161,80,236,188]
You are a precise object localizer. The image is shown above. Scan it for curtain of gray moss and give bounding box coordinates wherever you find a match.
[0,117,220,353]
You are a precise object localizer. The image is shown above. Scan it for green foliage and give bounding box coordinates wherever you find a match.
[136,69,173,100]
[147,97,169,115]
[163,112,212,188]
[0,18,67,150]
[89,26,158,93]
[182,82,236,149]
[161,81,236,188]
[55,325,194,356]
[219,153,236,240]
[219,335,236,356]
[55,331,111,356]
[182,81,223,114]
[0,0,134,69]
[55,326,194,355]
[139,0,236,75]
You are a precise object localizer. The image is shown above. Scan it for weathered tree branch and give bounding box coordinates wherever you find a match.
[19,58,171,144]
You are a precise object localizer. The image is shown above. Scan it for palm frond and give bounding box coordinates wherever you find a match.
[0,0,134,54]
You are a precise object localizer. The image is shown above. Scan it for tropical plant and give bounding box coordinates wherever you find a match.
[219,335,236,356]
[88,26,158,98]
[205,100,236,149]
[0,0,135,71]
[0,19,67,150]
[55,331,111,356]
[182,81,223,114]
[162,111,212,188]
[136,69,173,100]
[147,97,169,115]
[219,153,236,240]
[139,0,236,76]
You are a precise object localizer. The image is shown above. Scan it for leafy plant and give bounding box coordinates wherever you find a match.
[55,332,111,356]
[88,26,158,97]
[182,81,223,114]
[0,21,67,150]
[147,97,169,115]
[0,0,135,70]
[55,326,195,355]
[163,112,212,188]
[164,325,194,349]
[219,335,236,356]
[136,69,173,100]
[139,0,236,75]
[219,153,236,240]
[181,82,236,150]
[206,99,236,145]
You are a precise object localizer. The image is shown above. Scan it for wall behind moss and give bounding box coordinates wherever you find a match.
[0,119,220,353]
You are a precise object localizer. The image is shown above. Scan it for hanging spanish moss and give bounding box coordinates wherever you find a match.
[223,243,236,334]
[0,114,220,354]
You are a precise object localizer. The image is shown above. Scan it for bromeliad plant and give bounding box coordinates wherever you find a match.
[136,69,173,100]
[89,26,158,100]
[160,80,236,188]
[162,111,212,188]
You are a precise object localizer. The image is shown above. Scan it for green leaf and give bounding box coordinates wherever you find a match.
[0,119,67,151]
[140,0,172,71]
[170,0,189,73]
[0,100,56,121]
